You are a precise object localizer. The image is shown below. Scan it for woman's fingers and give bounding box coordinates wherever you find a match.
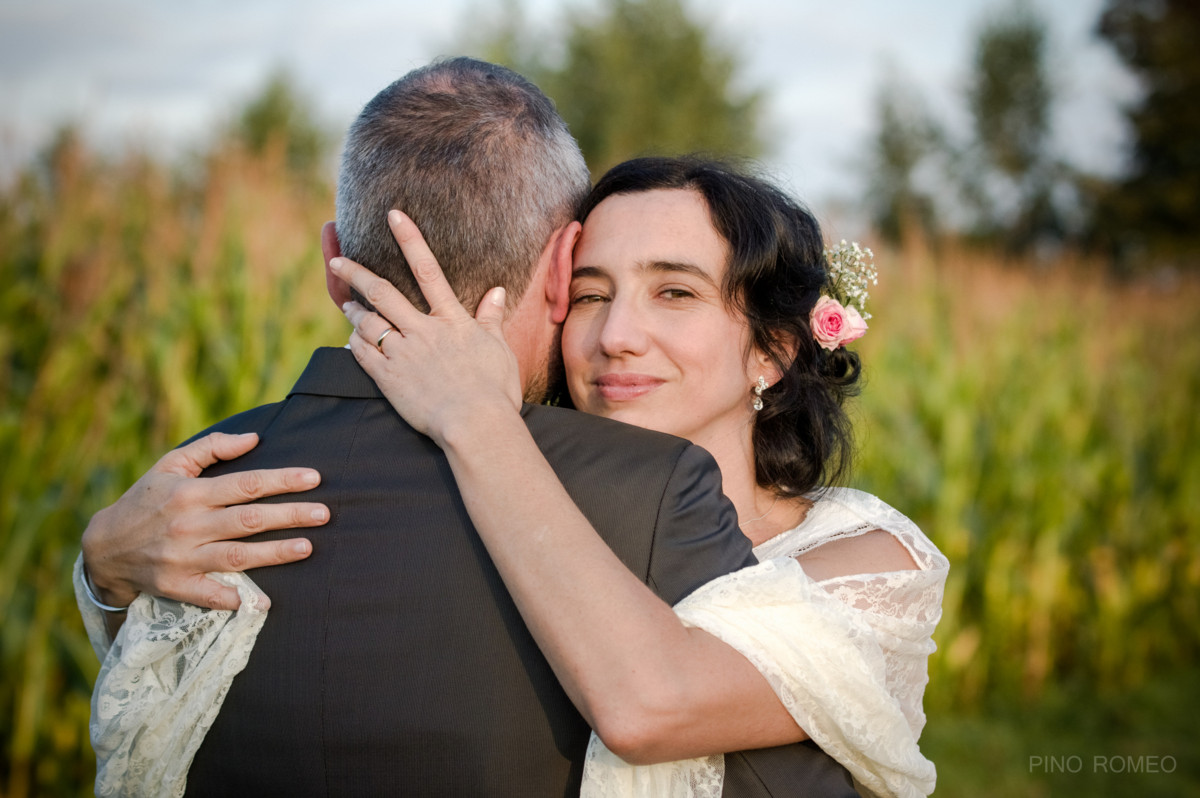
[346,321,392,383]
[333,210,494,332]
[474,286,508,339]
[329,255,417,331]
[342,301,395,347]
[81,458,324,611]
[197,466,324,509]
[198,524,317,569]
[386,210,467,317]
[159,432,261,478]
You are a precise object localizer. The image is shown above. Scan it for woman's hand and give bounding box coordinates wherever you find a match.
[332,210,523,448]
[82,432,324,612]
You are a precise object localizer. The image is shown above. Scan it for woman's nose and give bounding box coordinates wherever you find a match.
[597,297,650,357]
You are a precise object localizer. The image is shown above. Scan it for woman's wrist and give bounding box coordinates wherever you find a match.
[435,399,525,455]
[80,508,140,609]
[82,561,133,613]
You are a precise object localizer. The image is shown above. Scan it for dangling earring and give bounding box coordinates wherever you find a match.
[752,376,768,412]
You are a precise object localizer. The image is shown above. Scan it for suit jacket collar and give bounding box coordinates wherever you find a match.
[288,346,543,420]
[288,347,386,400]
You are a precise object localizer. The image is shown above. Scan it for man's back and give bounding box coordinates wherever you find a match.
[183,348,755,795]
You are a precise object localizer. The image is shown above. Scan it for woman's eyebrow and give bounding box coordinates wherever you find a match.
[643,260,717,286]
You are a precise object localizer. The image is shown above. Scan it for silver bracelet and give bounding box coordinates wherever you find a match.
[81,563,131,613]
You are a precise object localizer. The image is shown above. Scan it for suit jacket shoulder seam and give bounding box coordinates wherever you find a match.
[644,440,692,592]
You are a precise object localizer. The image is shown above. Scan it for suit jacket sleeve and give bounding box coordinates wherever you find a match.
[646,443,758,606]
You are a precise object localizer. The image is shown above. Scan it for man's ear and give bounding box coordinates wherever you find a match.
[546,221,582,324]
[322,221,352,307]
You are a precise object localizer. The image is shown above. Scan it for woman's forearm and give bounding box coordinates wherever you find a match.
[438,406,805,763]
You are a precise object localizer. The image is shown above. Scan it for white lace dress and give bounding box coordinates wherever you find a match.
[581,488,949,798]
[76,488,946,798]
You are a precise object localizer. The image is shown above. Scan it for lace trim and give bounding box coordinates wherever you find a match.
[75,558,268,798]
[582,740,725,798]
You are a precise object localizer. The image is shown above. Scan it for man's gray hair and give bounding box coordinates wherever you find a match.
[336,57,590,310]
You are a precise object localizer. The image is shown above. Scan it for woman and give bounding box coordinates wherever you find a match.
[335,156,948,797]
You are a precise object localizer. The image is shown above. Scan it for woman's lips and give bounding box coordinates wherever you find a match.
[594,373,664,401]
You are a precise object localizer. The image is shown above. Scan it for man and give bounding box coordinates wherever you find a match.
[79,58,856,796]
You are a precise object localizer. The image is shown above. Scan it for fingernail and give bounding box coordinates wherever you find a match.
[492,287,506,307]
[292,539,313,554]
[301,470,320,487]
[311,506,328,522]
[330,257,343,271]
[388,209,404,223]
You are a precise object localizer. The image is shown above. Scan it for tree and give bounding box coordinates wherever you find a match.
[453,0,540,73]
[961,1,1067,252]
[229,69,331,178]
[456,0,766,178]
[864,69,944,244]
[1093,0,1200,268]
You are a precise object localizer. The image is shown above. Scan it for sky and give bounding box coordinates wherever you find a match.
[0,0,1136,229]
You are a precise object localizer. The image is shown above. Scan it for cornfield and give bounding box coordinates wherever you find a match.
[2,135,1197,795]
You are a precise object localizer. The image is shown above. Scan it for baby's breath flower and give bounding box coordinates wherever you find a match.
[823,240,877,320]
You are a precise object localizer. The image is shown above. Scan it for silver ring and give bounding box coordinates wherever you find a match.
[375,327,395,350]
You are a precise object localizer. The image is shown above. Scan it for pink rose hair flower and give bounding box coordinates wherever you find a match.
[812,240,876,350]
[810,295,868,351]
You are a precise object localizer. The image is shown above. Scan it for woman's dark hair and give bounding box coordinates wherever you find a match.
[576,156,862,495]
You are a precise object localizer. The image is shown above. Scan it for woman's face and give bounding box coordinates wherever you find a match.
[563,189,763,448]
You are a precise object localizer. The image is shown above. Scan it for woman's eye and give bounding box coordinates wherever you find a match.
[661,288,697,300]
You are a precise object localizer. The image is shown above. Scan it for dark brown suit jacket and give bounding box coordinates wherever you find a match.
[183,347,854,797]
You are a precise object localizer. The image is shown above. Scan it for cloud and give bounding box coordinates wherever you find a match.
[0,0,1129,203]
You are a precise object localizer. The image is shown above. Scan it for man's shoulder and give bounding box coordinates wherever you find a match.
[522,403,690,453]
[519,404,728,519]
[521,404,749,602]
[178,401,289,447]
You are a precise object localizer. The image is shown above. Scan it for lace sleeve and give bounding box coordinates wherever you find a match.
[87,571,269,798]
[780,488,949,741]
